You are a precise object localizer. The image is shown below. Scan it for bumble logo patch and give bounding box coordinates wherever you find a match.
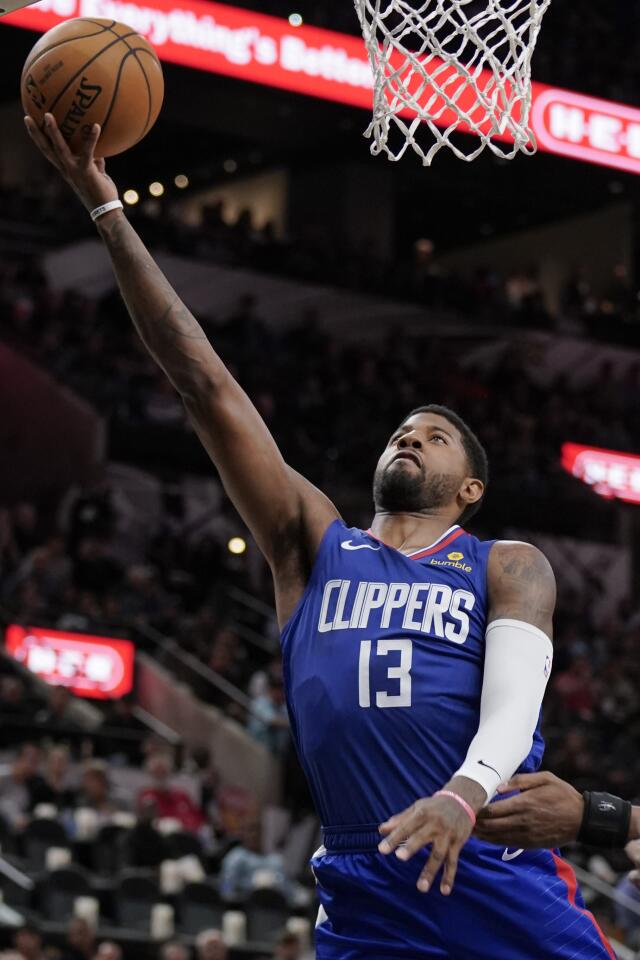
[430,550,473,573]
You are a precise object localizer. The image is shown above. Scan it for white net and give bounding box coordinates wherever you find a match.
[353,0,552,165]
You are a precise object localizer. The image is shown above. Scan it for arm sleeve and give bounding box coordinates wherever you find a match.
[453,618,553,802]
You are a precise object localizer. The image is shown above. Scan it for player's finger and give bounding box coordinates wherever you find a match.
[440,845,461,895]
[417,841,448,892]
[43,113,75,167]
[79,123,101,165]
[379,813,404,835]
[474,817,526,843]
[496,772,552,794]
[378,811,414,852]
[395,823,442,861]
[477,796,525,819]
[378,820,411,854]
[24,116,61,169]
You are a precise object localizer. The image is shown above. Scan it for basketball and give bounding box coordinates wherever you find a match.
[20,18,164,158]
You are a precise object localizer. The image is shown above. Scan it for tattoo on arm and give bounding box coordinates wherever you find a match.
[97,214,217,393]
[489,543,556,635]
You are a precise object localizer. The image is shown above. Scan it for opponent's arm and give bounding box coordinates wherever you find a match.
[476,771,640,848]
[25,116,339,581]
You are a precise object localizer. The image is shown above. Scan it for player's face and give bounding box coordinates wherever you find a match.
[373,413,470,514]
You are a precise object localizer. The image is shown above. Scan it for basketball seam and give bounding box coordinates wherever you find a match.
[104,24,161,68]
[44,31,140,124]
[99,24,159,142]
[98,49,141,144]
[22,21,116,79]
[129,49,155,140]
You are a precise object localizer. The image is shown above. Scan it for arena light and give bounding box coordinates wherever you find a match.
[4,624,135,699]
[174,173,189,188]
[5,1,640,174]
[561,443,640,505]
[123,189,139,205]
[228,536,247,555]
[149,181,164,197]
[288,13,303,27]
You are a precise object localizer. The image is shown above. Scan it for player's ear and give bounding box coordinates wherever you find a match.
[459,477,484,508]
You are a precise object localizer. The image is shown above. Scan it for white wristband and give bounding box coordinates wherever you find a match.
[90,199,123,222]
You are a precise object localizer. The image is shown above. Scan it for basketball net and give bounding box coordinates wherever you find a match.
[353,0,552,165]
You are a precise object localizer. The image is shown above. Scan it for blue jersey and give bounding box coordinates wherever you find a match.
[281,518,544,827]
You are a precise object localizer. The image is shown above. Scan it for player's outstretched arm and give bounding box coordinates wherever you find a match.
[24,115,339,592]
[476,771,640,848]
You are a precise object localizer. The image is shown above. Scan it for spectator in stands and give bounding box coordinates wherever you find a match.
[66,482,116,552]
[73,537,122,596]
[248,656,283,699]
[0,676,31,718]
[93,944,122,960]
[28,744,77,811]
[207,627,247,689]
[34,686,79,730]
[159,943,190,960]
[76,762,118,823]
[195,930,227,960]
[220,817,290,900]
[12,924,46,960]
[125,798,166,869]
[553,656,597,721]
[0,744,42,828]
[10,535,72,604]
[273,932,304,960]
[137,750,206,832]
[117,564,173,630]
[60,918,95,960]
[247,677,289,756]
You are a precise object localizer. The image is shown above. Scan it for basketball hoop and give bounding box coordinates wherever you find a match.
[353,0,552,165]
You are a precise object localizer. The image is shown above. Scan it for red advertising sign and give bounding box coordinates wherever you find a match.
[5,624,135,698]
[531,88,640,176]
[3,0,373,107]
[561,443,640,505]
[4,0,640,175]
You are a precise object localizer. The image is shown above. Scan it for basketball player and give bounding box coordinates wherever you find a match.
[476,770,640,849]
[26,115,616,959]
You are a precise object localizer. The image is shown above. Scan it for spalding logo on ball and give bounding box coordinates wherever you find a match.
[21,18,164,157]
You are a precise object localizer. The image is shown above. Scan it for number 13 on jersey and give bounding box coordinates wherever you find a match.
[359,638,413,708]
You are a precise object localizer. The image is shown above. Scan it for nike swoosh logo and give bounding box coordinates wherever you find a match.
[502,848,525,862]
[478,759,502,779]
[340,540,381,551]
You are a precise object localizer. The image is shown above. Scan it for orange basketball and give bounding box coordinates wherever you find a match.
[21,18,164,158]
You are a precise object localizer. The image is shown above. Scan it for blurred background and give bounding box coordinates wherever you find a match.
[0,0,639,958]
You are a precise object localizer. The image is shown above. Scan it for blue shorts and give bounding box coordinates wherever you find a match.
[311,826,615,960]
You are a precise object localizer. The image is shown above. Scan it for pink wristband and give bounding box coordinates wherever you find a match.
[433,790,477,827]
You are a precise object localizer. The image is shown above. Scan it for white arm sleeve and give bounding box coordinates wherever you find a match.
[453,618,553,802]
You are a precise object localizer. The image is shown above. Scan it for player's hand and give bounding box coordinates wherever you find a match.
[24,112,118,213]
[378,794,475,896]
[475,771,583,848]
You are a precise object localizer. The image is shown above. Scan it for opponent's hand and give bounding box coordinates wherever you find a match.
[24,112,118,213]
[475,771,583,848]
[378,794,475,896]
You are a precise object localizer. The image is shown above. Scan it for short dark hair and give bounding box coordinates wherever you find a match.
[401,404,489,526]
